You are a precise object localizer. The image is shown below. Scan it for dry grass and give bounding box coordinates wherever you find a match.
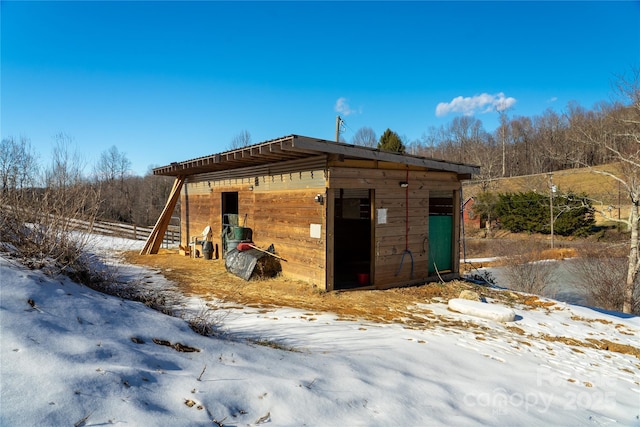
[464,164,622,202]
[122,249,640,359]
[540,247,577,260]
[123,249,509,326]
[463,163,631,224]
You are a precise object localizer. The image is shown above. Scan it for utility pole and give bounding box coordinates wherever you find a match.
[501,114,506,177]
[335,116,344,142]
[548,173,556,249]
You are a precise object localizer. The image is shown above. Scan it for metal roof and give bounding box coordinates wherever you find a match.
[152,134,480,177]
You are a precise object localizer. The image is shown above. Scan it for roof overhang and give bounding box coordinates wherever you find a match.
[153,134,480,178]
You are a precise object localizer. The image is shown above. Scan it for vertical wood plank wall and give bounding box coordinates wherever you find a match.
[328,166,461,288]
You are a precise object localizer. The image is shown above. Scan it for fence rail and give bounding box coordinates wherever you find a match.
[1,205,181,247]
[71,217,181,247]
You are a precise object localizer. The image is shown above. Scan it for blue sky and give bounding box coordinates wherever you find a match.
[2,1,639,176]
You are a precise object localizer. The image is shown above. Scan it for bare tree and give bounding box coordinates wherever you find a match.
[351,127,377,147]
[448,116,483,164]
[0,136,39,237]
[93,146,134,222]
[510,116,535,175]
[0,136,38,194]
[567,67,640,314]
[468,137,500,190]
[45,133,85,189]
[496,106,512,177]
[417,127,440,158]
[532,109,569,173]
[94,145,131,182]
[229,130,252,149]
[1,133,100,282]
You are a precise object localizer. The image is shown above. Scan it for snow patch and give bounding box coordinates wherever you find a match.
[448,298,517,322]
[2,235,640,426]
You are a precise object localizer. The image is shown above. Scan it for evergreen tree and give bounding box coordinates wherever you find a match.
[377,128,405,153]
[495,191,548,233]
[470,191,499,227]
[495,190,595,236]
[553,191,595,236]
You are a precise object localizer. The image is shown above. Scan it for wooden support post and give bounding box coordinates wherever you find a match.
[140,175,185,255]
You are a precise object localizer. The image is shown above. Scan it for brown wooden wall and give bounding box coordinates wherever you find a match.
[252,188,326,287]
[328,165,462,289]
[180,158,464,291]
[181,173,327,288]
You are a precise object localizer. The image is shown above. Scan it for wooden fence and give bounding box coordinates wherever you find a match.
[1,204,181,247]
[69,217,181,247]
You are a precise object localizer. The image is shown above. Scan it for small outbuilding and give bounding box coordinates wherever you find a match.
[462,197,482,230]
[144,135,479,291]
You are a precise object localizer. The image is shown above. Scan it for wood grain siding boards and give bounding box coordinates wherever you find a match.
[327,167,453,288]
[179,162,461,290]
[374,216,428,227]
[329,180,458,193]
[182,188,327,287]
[254,170,326,191]
[185,156,327,184]
[253,194,324,207]
[183,190,237,244]
[186,172,326,193]
[329,167,458,181]
[183,181,216,196]
[374,229,428,243]
[252,188,326,288]
[181,192,219,246]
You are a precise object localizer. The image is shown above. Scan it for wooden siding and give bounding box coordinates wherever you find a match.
[181,171,327,289]
[252,189,326,287]
[185,156,327,184]
[180,159,464,291]
[328,167,461,289]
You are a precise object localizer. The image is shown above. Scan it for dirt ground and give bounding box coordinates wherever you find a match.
[123,249,539,326]
[121,249,640,359]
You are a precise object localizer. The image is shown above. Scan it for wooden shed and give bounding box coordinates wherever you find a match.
[145,135,479,291]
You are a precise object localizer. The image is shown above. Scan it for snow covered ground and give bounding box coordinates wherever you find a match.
[1,236,639,426]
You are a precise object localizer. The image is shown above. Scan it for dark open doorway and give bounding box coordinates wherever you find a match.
[221,192,239,256]
[222,192,239,225]
[333,189,373,289]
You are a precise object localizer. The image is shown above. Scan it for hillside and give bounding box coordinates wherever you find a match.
[463,164,629,223]
[1,235,639,426]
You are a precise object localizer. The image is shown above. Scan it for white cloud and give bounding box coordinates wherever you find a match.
[547,96,558,103]
[334,97,357,116]
[435,93,517,117]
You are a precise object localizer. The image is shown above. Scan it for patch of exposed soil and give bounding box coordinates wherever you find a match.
[123,249,514,325]
[122,249,640,359]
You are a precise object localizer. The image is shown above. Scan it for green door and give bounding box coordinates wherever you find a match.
[428,215,453,274]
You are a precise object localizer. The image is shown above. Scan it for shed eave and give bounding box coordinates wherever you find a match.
[153,134,480,177]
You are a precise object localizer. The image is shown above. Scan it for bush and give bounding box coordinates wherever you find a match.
[184,303,226,337]
[502,246,556,297]
[495,190,595,237]
[0,135,100,283]
[553,191,595,237]
[496,191,548,233]
[567,245,631,312]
